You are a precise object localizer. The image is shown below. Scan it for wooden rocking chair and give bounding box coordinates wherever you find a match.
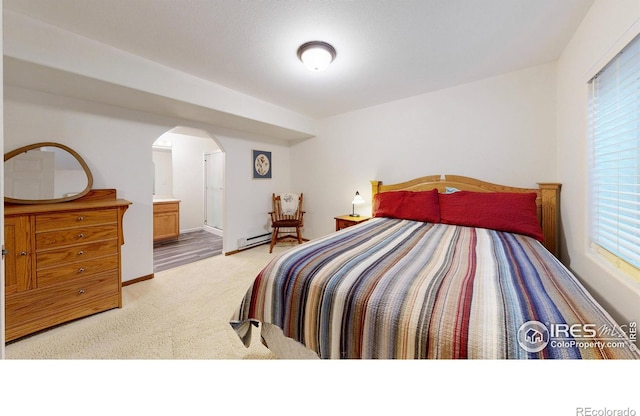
[269,193,307,253]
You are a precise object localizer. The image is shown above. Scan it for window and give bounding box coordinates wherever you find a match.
[588,33,640,282]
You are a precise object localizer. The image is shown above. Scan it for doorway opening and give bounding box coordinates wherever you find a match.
[204,151,224,234]
[152,127,225,272]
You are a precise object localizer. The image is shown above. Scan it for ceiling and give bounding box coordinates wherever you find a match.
[4,0,594,119]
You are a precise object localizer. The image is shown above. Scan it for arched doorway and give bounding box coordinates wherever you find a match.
[152,126,225,272]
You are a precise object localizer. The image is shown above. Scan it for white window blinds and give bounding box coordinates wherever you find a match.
[588,33,640,277]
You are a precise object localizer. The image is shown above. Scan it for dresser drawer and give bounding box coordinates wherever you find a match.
[35,209,117,232]
[5,271,120,342]
[36,225,118,249]
[37,255,120,288]
[37,239,119,268]
[335,218,352,230]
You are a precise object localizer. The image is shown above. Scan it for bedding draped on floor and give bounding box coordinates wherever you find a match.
[233,218,640,359]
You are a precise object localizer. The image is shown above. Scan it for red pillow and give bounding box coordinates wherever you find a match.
[372,189,440,223]
[439,191,544,241]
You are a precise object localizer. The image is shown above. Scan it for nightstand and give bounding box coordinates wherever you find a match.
[334,214,371,231]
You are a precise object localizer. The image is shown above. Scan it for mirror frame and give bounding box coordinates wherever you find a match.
[4,142,94,204]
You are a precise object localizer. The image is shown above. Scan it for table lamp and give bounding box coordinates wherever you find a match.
[350,191,366,217]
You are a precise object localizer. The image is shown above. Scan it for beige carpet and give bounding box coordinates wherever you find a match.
[5,244,296,360]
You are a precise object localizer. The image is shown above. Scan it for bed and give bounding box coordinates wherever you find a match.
[232,175,639,359]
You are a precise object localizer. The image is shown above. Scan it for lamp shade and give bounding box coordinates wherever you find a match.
[297,41,336,71]
[352,192,365,205]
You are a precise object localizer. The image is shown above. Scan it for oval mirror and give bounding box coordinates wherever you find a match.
[4,142,93,204]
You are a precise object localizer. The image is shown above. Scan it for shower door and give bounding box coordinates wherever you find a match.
[204,151,224,230]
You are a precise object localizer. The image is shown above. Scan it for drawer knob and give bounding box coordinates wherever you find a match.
[77,216,84,221]
[78,267,85,273]
[78,233,85,238]
[78,250,85,256]
[20,251,27,256]
[78,289,85,295]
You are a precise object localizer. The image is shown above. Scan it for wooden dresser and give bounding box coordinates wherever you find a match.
[4,189,131,342]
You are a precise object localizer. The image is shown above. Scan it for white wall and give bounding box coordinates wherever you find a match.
[291,63,558,239]
[4,86,164,282]
[3,85,293,282]
[217,136,291,248]
[556,0,640,326]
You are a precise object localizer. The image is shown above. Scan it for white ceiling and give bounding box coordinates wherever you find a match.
[4,0,594,119]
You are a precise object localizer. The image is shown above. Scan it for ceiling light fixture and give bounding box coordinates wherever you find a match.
[297,41,336,71]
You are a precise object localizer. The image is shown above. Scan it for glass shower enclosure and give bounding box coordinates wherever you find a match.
[204,151,224,230]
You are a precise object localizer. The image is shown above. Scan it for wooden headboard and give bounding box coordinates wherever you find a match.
[371,175,561,258]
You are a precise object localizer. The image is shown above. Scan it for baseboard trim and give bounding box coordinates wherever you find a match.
[123,273,154,286]
[224,241,270,256]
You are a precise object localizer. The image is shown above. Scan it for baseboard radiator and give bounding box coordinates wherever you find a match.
[238,233,272,249]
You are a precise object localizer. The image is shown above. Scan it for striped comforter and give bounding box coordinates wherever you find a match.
[234,218,639,359]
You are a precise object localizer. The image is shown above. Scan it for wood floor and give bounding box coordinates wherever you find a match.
[153,230,223,273]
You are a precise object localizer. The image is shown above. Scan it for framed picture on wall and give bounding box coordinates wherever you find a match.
[252,150,272,179]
